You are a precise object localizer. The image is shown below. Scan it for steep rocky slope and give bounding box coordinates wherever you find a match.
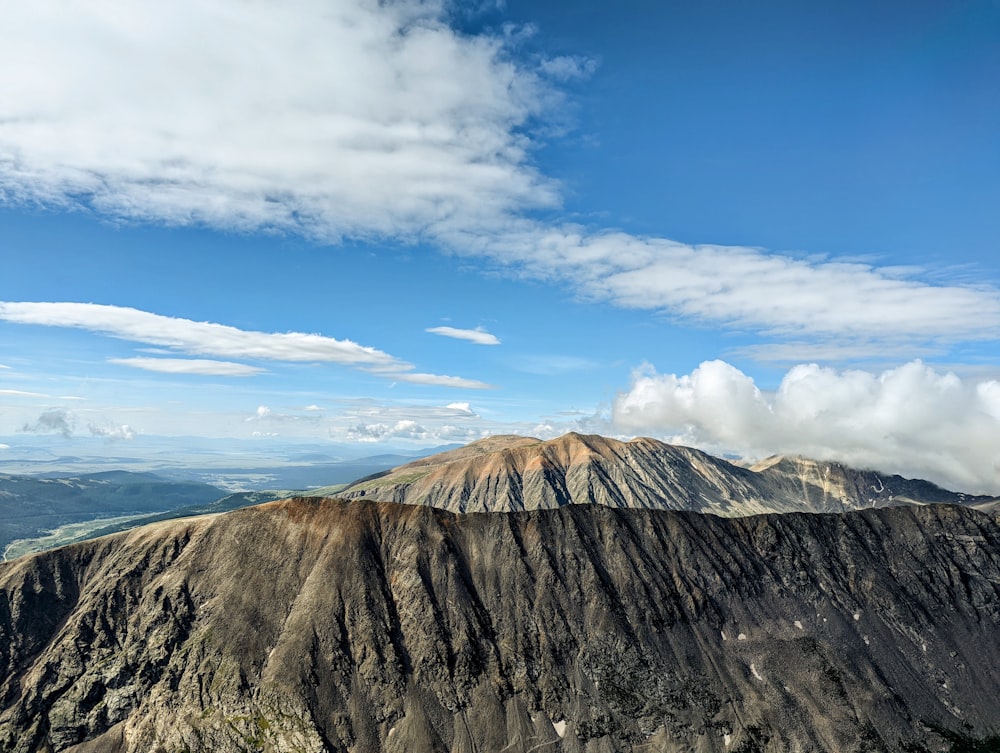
[2,498,1000,752]
[339,432,996,515]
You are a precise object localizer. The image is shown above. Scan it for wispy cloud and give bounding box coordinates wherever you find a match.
[426,326,501,345]
[0,388,50,398]
[613,359,1000,493]
[110,357,266,376]
[1,1,996,358]
[538,55,598,81]
[456,226,1000,351]
[0,301,399,367]
[394,372,494,390]
[0,301,486,388]
[512,354,599,375]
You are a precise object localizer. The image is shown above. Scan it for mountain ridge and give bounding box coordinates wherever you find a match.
[339,432,996,515]
[2,497,1000,752]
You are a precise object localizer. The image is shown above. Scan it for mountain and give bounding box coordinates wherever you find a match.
[0,471,225,551]
[339,432,996,515]
[1,498,1000,752]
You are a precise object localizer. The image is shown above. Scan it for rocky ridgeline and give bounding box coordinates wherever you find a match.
[339,432,995,515]
[2,497,1000,752]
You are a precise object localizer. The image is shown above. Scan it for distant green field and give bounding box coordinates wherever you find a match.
[2,512,163,561]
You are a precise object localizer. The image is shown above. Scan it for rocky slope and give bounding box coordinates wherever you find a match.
[2,497,1000,752]
[339,432,996,515]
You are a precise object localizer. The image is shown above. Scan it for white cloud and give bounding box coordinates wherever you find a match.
[0,388,50,398]
[109,357,265,376]
[613,359,1000,494]
[347,419,432,443]
[457,226,1000,348]
[1,0,995,354]
[538,55,598,81]
[0,444,9,450]
[244,403,325,427]
[304,404,323,412]
[1,301,400,367]
[394,372,494,389]
[0,0,556,240]
[89,423,135,441]
[426,325,501,345]
[0,301,484,388]
[334,400,484,443]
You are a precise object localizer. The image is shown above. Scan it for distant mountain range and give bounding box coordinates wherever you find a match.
[340,432,997,515]
[0,449,451,558]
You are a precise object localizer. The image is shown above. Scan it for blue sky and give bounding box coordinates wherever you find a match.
[2,0,1000,491]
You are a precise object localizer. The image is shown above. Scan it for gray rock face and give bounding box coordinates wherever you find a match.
[340,433,997,515]
[2,498,1000,752]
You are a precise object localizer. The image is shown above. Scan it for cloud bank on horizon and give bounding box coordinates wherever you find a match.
[615,360,1000,494]
[1,0,999,491]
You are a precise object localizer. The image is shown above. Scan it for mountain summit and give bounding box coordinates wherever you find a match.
[340,432,994,515]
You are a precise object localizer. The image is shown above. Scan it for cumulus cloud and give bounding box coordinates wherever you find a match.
[613,359,1000,493]
[89,423,135,441]
[334,400,485,443]
[426,326,501,345]
[0,0,556,240]
[22,408,74,437]
[0,301,486,388]
[110,357,265,376]
[346,419,432,443]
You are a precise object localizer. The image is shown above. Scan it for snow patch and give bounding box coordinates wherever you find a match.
[721,631,728,641]
[552,720,567,738]
[724,733,732,747]
[853,612,861,621]
[750,662,764,681]
[794,620,803,630]
[737,633,747,641]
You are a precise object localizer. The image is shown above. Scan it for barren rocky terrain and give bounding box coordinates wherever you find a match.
[2,495,999,752]
[340,433,995,516]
